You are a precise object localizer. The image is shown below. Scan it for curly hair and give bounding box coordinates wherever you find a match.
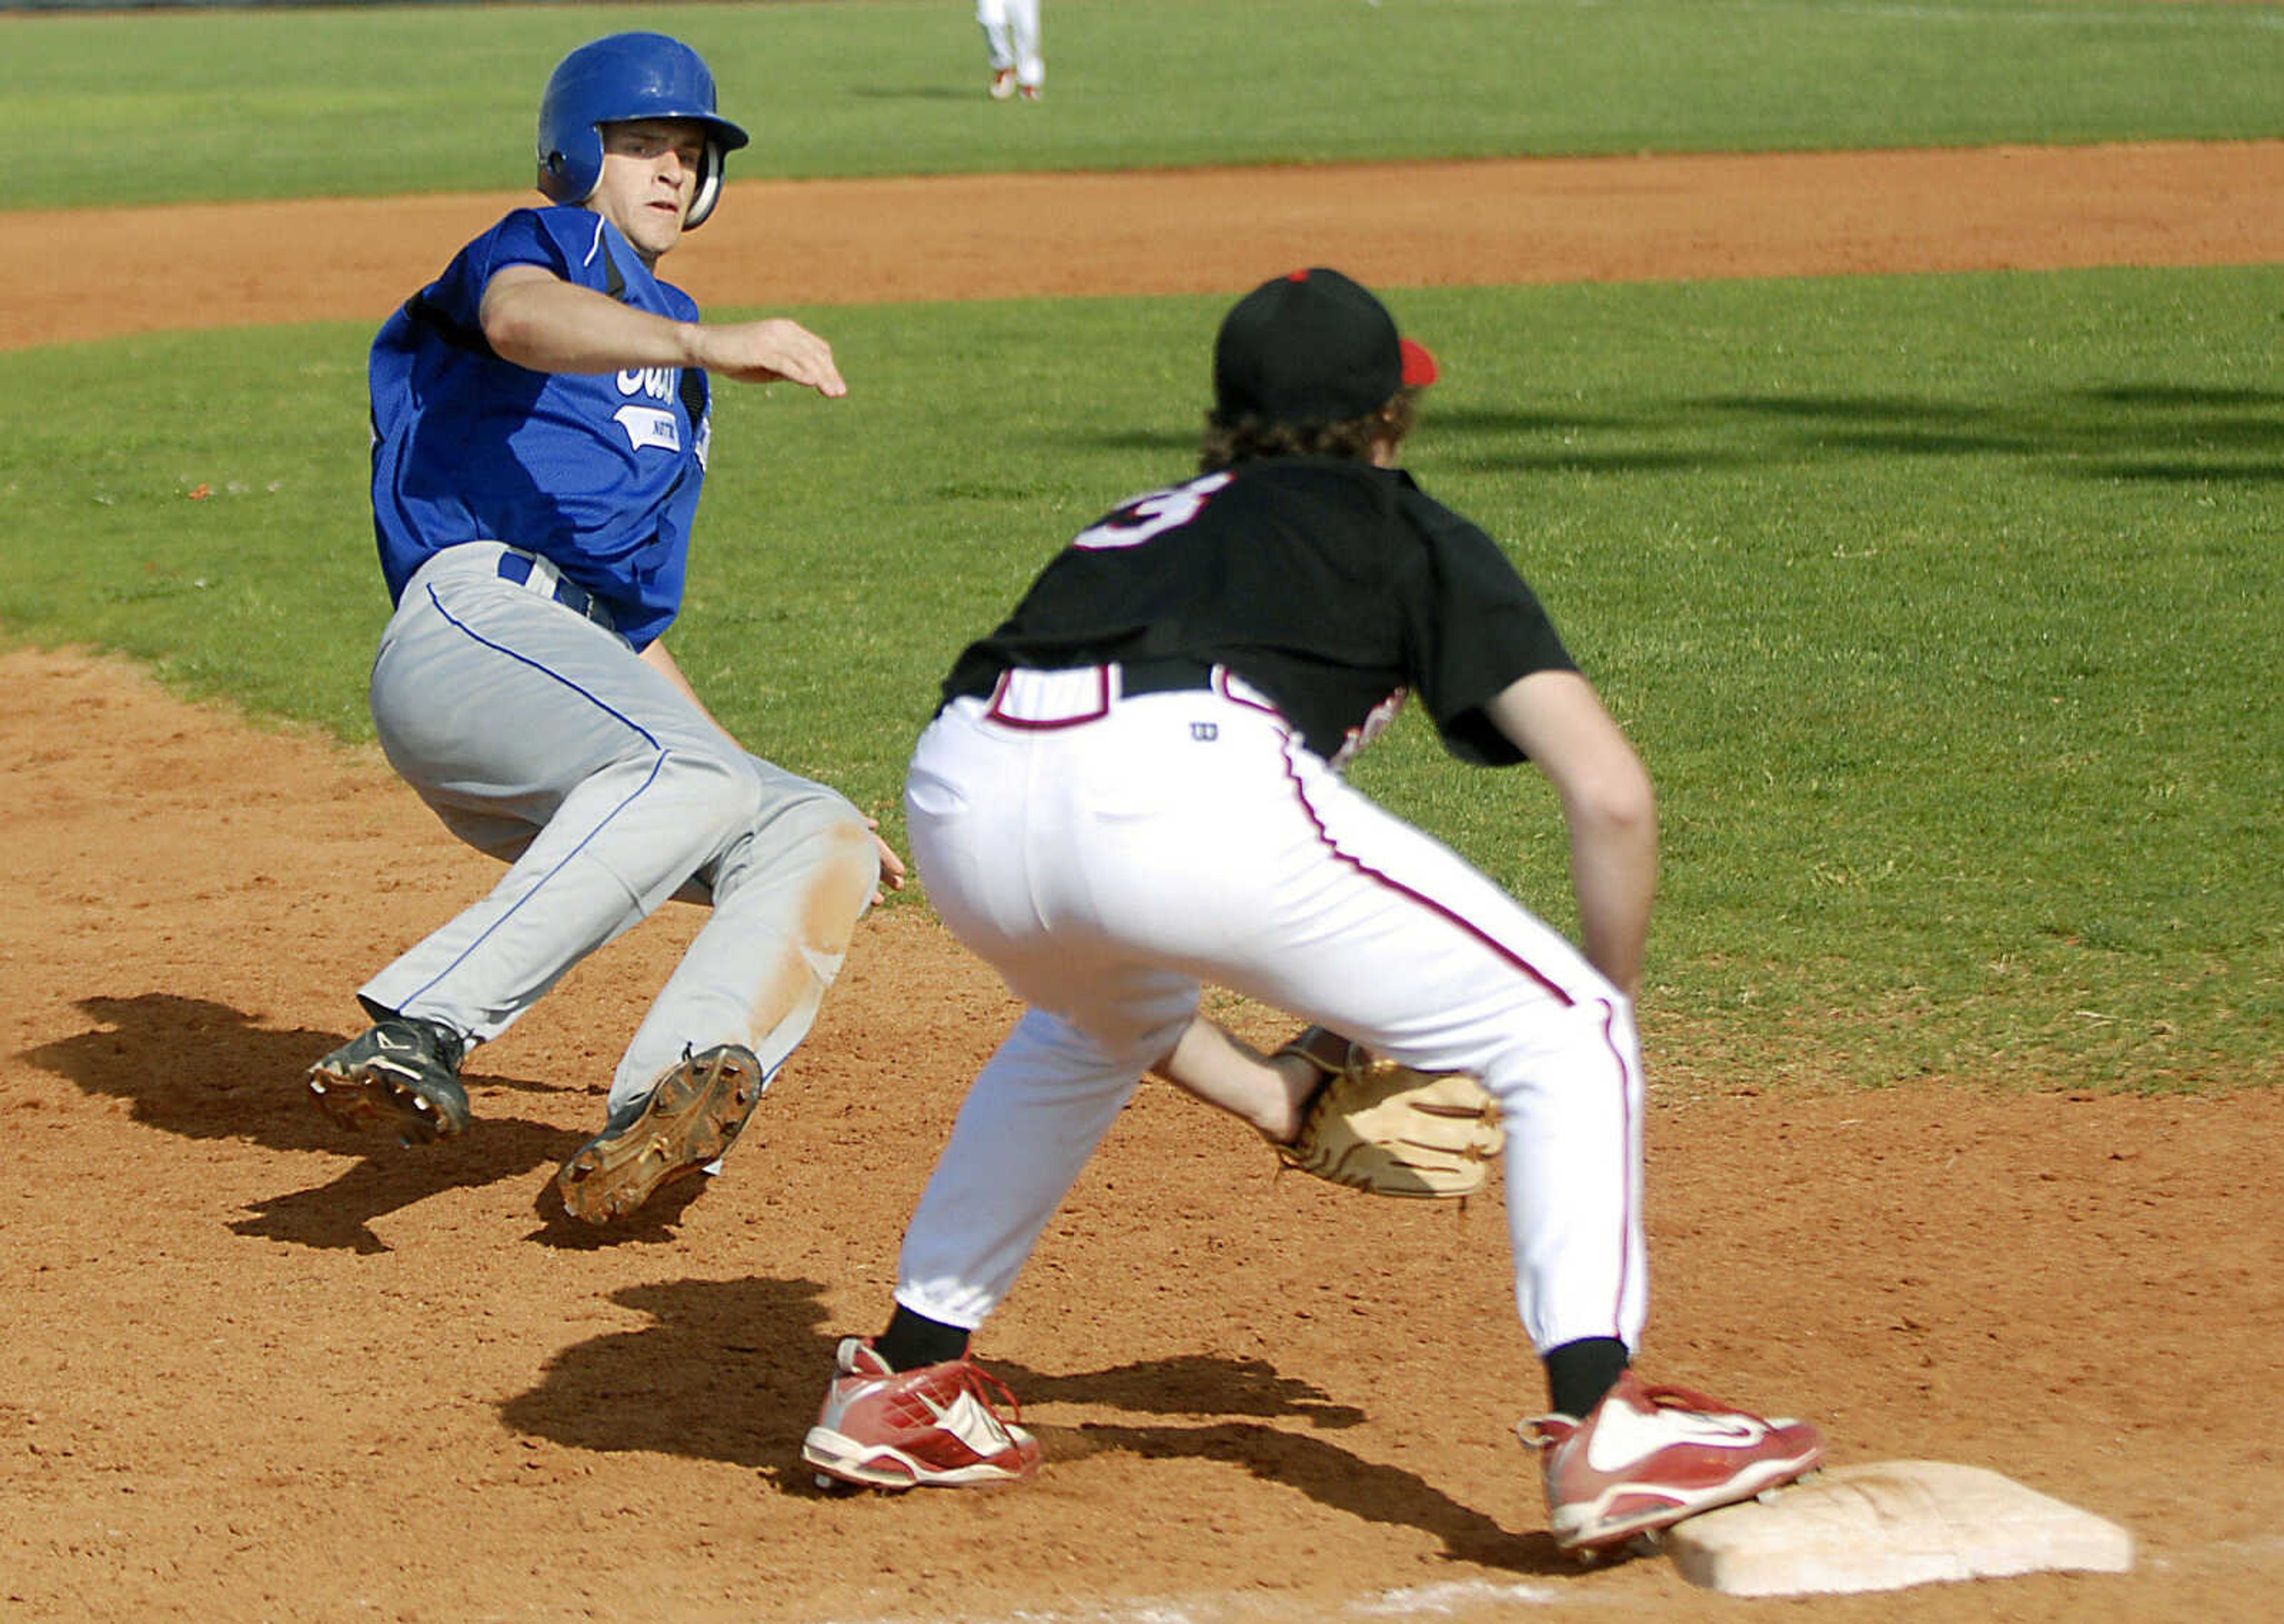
[1199,386,1420,473]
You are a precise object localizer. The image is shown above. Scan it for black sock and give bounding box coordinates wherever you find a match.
[1543,1337,1630,1419]
[875,1305,971,1372]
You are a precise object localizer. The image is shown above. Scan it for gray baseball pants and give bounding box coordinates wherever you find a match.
[358,542,879,1111]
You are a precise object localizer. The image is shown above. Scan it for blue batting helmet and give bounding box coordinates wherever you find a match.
[535,33,751,231]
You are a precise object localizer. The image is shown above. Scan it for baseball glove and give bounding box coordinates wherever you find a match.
[1270,1026,1503,1199]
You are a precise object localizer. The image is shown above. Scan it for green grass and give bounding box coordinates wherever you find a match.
[7,0,2284,209]
[2,268,2276,1091]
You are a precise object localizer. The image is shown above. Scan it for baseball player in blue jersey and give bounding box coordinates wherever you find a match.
[307,32,902,1226]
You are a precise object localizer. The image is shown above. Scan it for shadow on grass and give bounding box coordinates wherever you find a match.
[1044,384,2284,486]
[1431,382,2284,482]
[850,84,992,103]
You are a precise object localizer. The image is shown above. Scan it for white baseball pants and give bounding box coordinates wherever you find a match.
[977,0,1044,89]
[893,667,1649,1357]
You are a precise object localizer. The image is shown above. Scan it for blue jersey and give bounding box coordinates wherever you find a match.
[369,206,712,649]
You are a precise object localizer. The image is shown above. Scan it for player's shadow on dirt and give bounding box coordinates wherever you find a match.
[501,1277,1558,1569]
[996,1355,1367,1431]
[501,1277,841,1468]
[1044,1417,1557,1572]
[23,992,589,1254]
[1000,1358,1558,1572]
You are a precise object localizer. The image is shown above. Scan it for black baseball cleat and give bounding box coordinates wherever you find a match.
[554,1043,767,1225]
[307,1015,472,1145]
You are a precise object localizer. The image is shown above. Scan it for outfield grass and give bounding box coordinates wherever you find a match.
[2,268,2276,1091]
[5,0,2284,210]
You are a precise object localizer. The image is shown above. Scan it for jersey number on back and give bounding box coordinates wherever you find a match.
[1072,472,1233,551]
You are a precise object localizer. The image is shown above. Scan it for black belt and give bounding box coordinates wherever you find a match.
[497,549,618,634]
[951,656,1218,704]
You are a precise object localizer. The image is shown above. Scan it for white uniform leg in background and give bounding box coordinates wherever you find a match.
[976,0,1044,93]
[894,675,1647,1355]
[359,544,879,1104]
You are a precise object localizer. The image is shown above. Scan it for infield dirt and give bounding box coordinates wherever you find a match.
[2,146,2280,1623]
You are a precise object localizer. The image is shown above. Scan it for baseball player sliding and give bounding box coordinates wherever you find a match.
[307,33,902,1225]
[800,270,1825,1554]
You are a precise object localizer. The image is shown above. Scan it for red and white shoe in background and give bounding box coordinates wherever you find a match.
[1521,1370,1824,1552]
[989,68,1017,100]
[802,1337,1043,1489]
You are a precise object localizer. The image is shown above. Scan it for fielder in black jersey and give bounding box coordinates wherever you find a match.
[802,269,1825,1553]
[942,454,1578,769]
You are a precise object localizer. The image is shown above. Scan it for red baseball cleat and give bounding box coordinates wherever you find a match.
[1521,1369,1824,1552]
[802,1338,1042,1490]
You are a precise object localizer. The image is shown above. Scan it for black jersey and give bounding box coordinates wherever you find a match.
[942,457,1577,766]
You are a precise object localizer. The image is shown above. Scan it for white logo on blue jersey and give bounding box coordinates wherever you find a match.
[614,406,682,453]
[617,366,677,402]
[611,367,683,453]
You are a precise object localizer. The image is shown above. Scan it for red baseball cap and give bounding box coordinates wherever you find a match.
[1213,267,1439,424]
